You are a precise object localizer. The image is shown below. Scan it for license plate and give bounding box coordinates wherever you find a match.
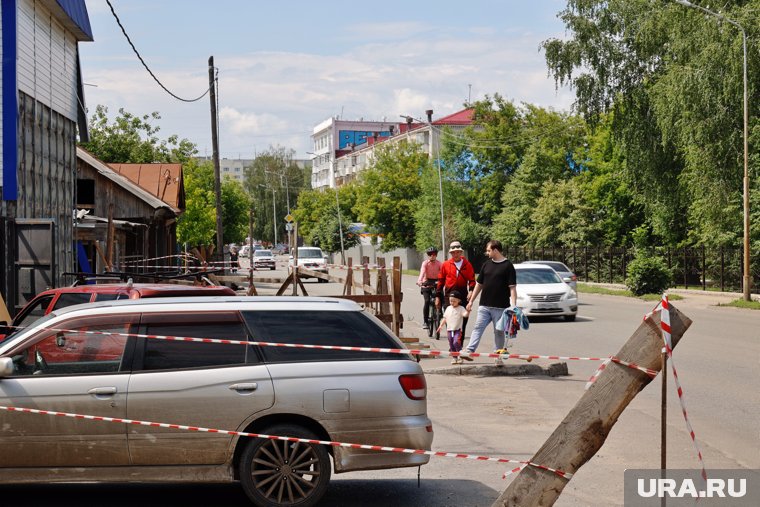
[536,302,558,309]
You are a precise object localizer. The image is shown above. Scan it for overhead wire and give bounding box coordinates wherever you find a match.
[105,0,211,103]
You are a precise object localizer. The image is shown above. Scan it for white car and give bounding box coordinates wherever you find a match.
[289,247,329,282]
[515,263,578,321]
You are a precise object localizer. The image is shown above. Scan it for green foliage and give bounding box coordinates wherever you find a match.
[80,105,197,163]
[178,160,216,247]
[354,141,426,250]
[221,178,251,245]
[292,184,359,253]
[243,147,309,244]
[177,160,251,248]
[541,1,760,248]
[625,252,673,296]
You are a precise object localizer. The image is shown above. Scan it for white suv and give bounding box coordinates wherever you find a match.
[0,297,433,506]
[289,247,329,281]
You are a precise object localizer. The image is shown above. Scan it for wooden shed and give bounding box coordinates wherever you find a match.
[75,147,182,273]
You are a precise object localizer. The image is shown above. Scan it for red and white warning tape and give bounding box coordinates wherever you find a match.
[660,294,708,481]
[0,404,572,480]
[29,324,658,378]
[585,357,658,390]
[121,254,198,266]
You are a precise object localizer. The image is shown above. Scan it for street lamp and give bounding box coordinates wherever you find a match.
[307,152,346,264]
[402,113,446,253]
[675,0,751,301]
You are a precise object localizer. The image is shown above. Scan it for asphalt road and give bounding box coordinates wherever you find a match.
[3,266,757,506]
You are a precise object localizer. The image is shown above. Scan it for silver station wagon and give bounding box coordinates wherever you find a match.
[0,297,433,507]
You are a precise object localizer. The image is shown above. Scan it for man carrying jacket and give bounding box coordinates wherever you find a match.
[435,241,476,336]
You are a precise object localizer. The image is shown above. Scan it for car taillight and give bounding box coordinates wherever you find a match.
[399,374,427,400]
[570,275,577,281]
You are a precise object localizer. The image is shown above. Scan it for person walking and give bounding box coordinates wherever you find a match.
[436,290,469,364]
[435,241,476,336]
[416,246,443,329]
[462,240,517,365]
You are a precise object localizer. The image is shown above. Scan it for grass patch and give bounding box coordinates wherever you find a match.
[720,298,760,310]
[577,283,683,301]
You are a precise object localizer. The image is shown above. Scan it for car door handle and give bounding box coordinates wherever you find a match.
[88,387,117,396]
[229,383,258,392]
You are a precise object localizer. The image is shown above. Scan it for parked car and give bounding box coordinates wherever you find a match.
[0,283,235,341]
[523,260,578,291]
[515,264,578,321]
[252,249,276,270]
[239,245,251,258]
[290,246,329,282]
[0,296,433,506]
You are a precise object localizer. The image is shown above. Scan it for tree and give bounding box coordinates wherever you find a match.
[292,184,359,253]
[244,146,308,245]
[80,105,197,163]
[178,160,216,249]
[541,0,759,247]
[178,159,250,254]
[221,178,251,245]
[354,141,427,250]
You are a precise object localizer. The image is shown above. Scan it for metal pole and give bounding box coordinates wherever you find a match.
[674,0,751,301]
[272,189,277,247]
[432,125,446,252]
[742,31,751,301]
[661,348,667,507]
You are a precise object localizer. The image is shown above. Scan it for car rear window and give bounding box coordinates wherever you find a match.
[139,312,249,371]
[242,310,402,363]
[53,293,93,310]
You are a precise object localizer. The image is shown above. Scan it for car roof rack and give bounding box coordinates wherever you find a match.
[63,269,226,285]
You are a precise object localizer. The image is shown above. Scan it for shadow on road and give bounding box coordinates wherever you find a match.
[0,478,500,507]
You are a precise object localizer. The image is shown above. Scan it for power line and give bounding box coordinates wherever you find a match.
[105,0,211,103]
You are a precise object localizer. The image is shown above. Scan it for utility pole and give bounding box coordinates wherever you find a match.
[209,56,224,259]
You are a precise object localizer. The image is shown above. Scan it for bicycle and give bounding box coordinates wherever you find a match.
[420,281,443,340]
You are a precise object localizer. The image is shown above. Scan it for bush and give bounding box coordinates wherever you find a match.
[625,253,673,296]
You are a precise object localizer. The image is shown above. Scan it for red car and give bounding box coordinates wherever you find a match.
[0,283,236,341]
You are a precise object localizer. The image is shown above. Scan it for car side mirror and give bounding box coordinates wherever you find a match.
[0,357,14,377]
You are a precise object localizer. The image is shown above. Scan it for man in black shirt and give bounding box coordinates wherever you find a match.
[461,240,516,364]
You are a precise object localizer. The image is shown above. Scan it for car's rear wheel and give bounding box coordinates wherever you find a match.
[239,424,331,507]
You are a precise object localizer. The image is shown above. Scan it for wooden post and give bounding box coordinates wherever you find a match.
[493,303,692,507]
[376,258,390,316]
[343,258,354,296]
[390,256,402,336]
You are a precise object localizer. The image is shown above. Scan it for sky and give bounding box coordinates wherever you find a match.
[79,0,576,160]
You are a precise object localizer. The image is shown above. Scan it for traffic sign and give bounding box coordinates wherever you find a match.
[285,213,294,223]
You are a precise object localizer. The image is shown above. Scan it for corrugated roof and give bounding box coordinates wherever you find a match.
[45,0,93,41]
[432,108,474,125]
[76,147,176,212]
[108,163,184,211]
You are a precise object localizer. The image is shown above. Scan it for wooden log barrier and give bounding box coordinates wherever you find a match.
[493,302,692,507]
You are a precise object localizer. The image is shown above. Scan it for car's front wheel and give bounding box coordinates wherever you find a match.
[564,314,577,322]
[239,424,331,507]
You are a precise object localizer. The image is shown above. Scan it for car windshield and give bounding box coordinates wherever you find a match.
[298,249,323,259]
[537,262,570,272]
[254,250,273,257]
[517,268,563,284]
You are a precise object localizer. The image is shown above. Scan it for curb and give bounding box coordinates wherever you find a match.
[426,362,569,377]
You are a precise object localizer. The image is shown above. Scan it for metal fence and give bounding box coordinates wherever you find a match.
[502,245,758,294]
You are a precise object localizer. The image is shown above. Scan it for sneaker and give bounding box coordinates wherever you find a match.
[494,355,505,366]
[459,351,473,361]
[451,358,458,365]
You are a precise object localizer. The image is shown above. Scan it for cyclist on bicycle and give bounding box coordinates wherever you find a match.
[416,246,443,329]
